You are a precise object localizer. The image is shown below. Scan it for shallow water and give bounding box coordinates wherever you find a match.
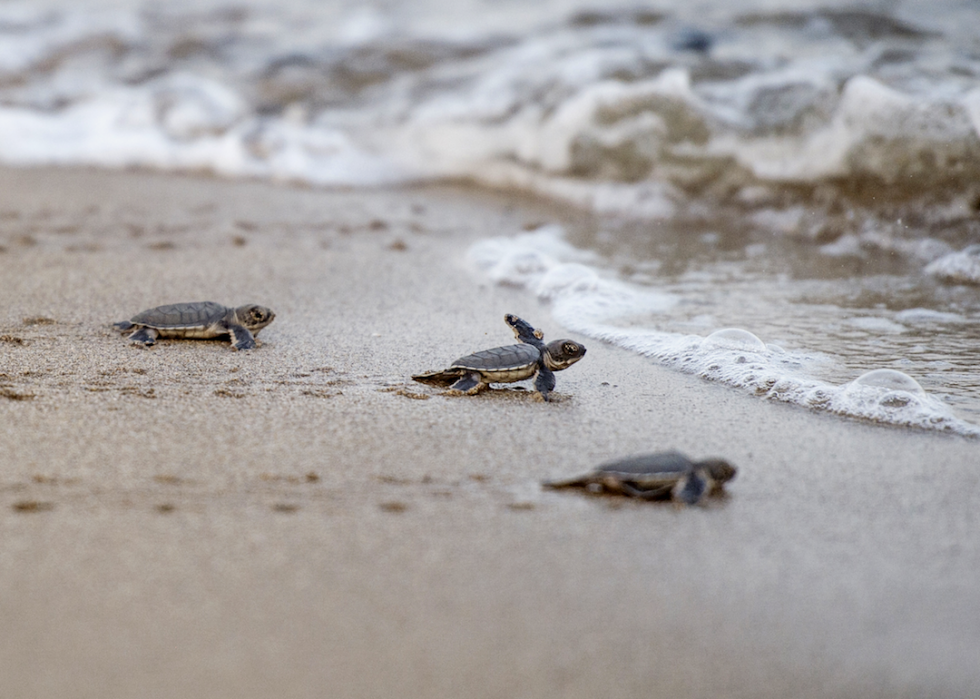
[567,212,980,424]
[1,0,979,432]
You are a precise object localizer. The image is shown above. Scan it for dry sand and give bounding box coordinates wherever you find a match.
[1,167,979,698]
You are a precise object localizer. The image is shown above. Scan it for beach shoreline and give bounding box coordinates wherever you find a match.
[1,166,979,698]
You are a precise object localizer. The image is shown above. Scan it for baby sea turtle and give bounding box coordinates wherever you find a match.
[114,301,275,351]
[543,450,737,505]
[412,314,586,401]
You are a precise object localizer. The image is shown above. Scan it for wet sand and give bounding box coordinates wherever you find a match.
[1,167,978,698]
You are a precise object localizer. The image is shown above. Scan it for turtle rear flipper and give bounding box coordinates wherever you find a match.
[541,473,592,490]
[128,327,158,347]
[412,369,464,387]
[619,482,675,500]
[449,372,486,394]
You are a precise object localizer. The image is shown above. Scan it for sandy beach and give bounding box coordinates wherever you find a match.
[1,166,979,698]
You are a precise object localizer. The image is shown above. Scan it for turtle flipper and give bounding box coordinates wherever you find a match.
[114,321,136,332]
[534,367,556,401]
[541,474,590,490]
[672,468,708,505]
[412,369,463,387]
[449,372,486,394]
[127,327,158,346]
[228,324,257,351]
[619,482,674,500]
[505,314,545,348]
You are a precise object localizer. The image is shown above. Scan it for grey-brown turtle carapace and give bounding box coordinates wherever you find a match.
[412,314,586,401]
[114,302,275,351]
[543,451,737,505]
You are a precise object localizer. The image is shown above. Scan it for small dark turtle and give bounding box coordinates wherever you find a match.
[114,301,275,351]
[543,450,737,505]
[412,314,586,401]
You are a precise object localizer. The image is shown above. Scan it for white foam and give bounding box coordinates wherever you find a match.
[0,83,404,185]
[894,308,966,324]
[1,3,979,212]
[712,76,980,184]
[0,0,976,432]
[468,226,980,436]
[845,317,907,334]
[0,5,140,75]
[925,245,980,286]
[467,226,677,324]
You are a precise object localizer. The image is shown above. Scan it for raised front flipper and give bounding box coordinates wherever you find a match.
[227,323,256,351]
[114,321,136,332]
[505,314,545,348]
[127,327,159,347]
[534,367,556,401]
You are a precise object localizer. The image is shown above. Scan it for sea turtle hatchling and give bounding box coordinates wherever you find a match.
[412,314,586,401]
[543,450,737,505]
[114,301,275,351]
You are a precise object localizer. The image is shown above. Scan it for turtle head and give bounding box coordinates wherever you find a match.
[697,458,737,484]
[235,304,276,333]
[543,339,587,371]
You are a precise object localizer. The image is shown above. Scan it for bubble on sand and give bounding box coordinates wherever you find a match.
[703,328,767,351]
[850,369,925,394]
[836,369,942,422]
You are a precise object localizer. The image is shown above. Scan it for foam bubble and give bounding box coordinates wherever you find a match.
[704,328,767,351]
[832,370,957,427]
[850,369,925,393]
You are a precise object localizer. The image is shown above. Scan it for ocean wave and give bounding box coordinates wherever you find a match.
[468,226,980,436]
[925,245,980,286]
[1,1,979,221]
[3,0,977,433]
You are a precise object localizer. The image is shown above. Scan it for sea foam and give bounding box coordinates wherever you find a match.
[469,226,979,436]
[925,246,980,286]
[1,2,979,215]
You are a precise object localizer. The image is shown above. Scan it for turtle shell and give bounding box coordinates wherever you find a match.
[130,301,228,329]
[546,451,737,490]
[451,343,541,373]
[593,451,696,487]
[592,451,736,490]
[544,451,736,503]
